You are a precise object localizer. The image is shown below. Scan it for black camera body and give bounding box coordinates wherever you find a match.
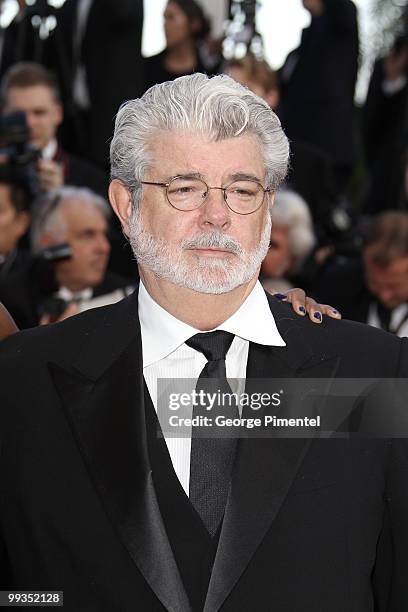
[0,111,41,198]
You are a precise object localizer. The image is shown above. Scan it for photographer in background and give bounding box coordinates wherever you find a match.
[0,165,31,279]
[0,186,133,329]
[312,211,408,337]
[1,62,107,195]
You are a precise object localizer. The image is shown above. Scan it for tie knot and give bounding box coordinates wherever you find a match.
[186,331,235,362]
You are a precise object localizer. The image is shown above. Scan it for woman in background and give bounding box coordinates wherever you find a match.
[143,0,221,90]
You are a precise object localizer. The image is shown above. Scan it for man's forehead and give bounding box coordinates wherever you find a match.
[6,85,57,106]
[146,130,266,176]
[61,200,106,224]
[366,254,408,277]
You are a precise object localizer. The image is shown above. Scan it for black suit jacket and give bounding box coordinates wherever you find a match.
[0,268,129,330]
[278,0,359,166]
[54,146,108,197]
[0,9,49,79]
[362,59,408,214]
[1,291,408,611]
[51,0,144,167]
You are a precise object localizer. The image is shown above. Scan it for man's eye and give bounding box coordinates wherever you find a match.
[230,188,255,198]
[176,186,194,193]
[169,185,200,195]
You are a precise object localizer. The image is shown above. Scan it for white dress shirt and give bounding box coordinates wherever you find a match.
[367,302,408,338]
[139,280,285,495]
[41,138,58,161]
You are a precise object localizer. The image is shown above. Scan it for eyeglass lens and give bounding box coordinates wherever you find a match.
[166,177,265,213]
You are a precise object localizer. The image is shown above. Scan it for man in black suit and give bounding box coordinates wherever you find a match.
[0,186,132,329]
[1,62,107,196]
[278,0,359,191]
[312,211,408,337]
[51,0,144,168]
[0,0,38,78]
[0,73,408,611]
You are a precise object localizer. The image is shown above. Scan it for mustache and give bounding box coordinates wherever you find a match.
[181,231,243,255]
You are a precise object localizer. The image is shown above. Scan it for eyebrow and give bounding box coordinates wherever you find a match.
[163,171,263,183]
[163,172,204,182]
[227,172,263,183]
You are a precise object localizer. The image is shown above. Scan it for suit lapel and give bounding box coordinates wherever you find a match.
[204,296,340,612]
[49,293,191,612]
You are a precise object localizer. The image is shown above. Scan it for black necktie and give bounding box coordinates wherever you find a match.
[376,301,392,332]
[186,331,239,536]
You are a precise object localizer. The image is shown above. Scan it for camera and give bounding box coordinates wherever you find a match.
[0,111,41,198]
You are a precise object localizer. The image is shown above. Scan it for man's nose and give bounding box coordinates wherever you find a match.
[26,113,36,132]
[197,187,231,230]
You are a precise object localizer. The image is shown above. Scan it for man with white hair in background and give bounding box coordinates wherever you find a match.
[0,74,407,611]
[261,188,316,294]
[0,186,132,329]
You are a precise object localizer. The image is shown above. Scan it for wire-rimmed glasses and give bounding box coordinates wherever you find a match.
[140,175,271,215]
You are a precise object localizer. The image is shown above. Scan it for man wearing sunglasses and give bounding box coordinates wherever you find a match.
[0,73,407,611]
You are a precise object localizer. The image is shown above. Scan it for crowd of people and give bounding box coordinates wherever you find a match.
[0,0,407,337]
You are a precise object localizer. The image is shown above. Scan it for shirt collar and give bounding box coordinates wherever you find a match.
[139,280,285,367]
[41,138,58,161]
[56,286,93,302]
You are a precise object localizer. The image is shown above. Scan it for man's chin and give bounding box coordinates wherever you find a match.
[174,267,248,294]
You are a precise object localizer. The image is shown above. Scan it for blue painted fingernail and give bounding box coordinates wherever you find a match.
[274,293,287,300]
[299,306,306,313]
[314,312,322,320]
[332,309,338,314]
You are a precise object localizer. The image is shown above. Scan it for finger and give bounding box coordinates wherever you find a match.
[284,287,307,316]
[304,296,323,323]
[318,304,342,319]
[304,298,342,322]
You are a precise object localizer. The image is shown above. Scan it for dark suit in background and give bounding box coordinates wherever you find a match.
[0,265,130,329]
[278,0,359,190]
[54,145,108,196]
[362,58,408,214]
[311,257,372,323]
[1,291,408,610]
[51,0,145,168]
[0,8,40,78]
[286,139,337,237]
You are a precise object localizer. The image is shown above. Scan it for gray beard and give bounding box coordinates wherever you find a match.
[128,209,272,294]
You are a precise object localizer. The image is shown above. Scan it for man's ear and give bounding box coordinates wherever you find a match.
[269,191,276,211]
[109,180,133,236]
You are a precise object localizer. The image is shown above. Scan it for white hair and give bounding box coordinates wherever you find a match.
[110,73,289,209]
[271,189,316,264]
[31,186,110,252]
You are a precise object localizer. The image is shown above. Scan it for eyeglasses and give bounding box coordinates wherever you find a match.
[140,176,271,215]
